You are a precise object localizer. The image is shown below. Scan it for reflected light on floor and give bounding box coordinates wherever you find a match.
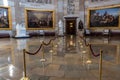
[9,64,14,77]
[8,57,11,62]
[49,50,53,53]
[80,45,83,48]
[86,60,92,70]
[86,60,92,64]
[69,40,74,46]
[82,51,86,53]
[79,42,82,45]
[54,45,58,48]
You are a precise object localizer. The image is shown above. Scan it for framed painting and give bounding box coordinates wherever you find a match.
[25,8,55,30]
[87,5,120,29]
[0,6,12,30]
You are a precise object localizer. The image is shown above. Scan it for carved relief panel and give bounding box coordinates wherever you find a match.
[67,0,75,14]
[27,0,52,4]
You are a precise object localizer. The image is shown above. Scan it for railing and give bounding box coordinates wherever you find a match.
[20,36,57,80]
[20,34,103,80]
[79,34,103,80]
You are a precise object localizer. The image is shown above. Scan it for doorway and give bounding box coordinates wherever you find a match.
[65,17,77,35]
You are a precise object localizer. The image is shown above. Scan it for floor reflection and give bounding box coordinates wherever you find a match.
[0,36,120,80]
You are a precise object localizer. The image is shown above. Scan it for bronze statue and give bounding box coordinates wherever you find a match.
[78,20,83,30]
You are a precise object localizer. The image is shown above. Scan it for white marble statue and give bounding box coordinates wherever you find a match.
[15,23,29,38]
[58,20,64,36]
[58,20,63,28]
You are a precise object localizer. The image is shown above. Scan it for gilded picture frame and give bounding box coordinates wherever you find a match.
[25,8,55,30]
[87,5,120,29]
[0,6,12,30]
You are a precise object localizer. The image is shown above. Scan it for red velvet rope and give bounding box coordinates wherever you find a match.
[43,37,56,46]
[25,44,43,55]
[89,44,100,57]
[79,35,100,57]
[25,36,57,55]
[43,39,52,46]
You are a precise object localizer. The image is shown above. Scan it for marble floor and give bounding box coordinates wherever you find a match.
[0,35,120,80]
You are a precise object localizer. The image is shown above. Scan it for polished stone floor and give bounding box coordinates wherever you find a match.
[0,35,120,80]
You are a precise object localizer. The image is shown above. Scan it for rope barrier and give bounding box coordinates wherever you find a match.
[79,34,102,80]
[79,35,100,57]
[42,37,56,46]
[24,36,57,55]
[21,36,57,79]
[25,44,43,55]
[89,44,100,57]
[43,40,52,46]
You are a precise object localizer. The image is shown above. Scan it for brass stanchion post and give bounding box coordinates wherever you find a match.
[49,42,54,63]
[99,50,103,80]
[49,41,55,63]
[23,49,27,78]
[20,49,30,80]
[40,44,46,62]
[52,40,56,55]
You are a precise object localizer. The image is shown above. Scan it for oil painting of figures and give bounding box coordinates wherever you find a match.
[0,7,10,29]
[25,9,54,30]
[88,5,120,28]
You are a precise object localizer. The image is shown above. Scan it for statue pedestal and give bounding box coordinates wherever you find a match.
[58,20,64,36]
[15,29,30,38]
[14,24,30,38]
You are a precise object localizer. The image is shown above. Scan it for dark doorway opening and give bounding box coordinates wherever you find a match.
[64,17,77,35]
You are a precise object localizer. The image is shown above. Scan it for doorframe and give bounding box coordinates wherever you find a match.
[64,17,78,35]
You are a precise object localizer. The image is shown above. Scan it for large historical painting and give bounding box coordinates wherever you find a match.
[0,6,12,30]
[87,5,120,29]
[25,8,55,30]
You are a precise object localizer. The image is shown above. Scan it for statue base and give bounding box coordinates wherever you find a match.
[14,35,30,39]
